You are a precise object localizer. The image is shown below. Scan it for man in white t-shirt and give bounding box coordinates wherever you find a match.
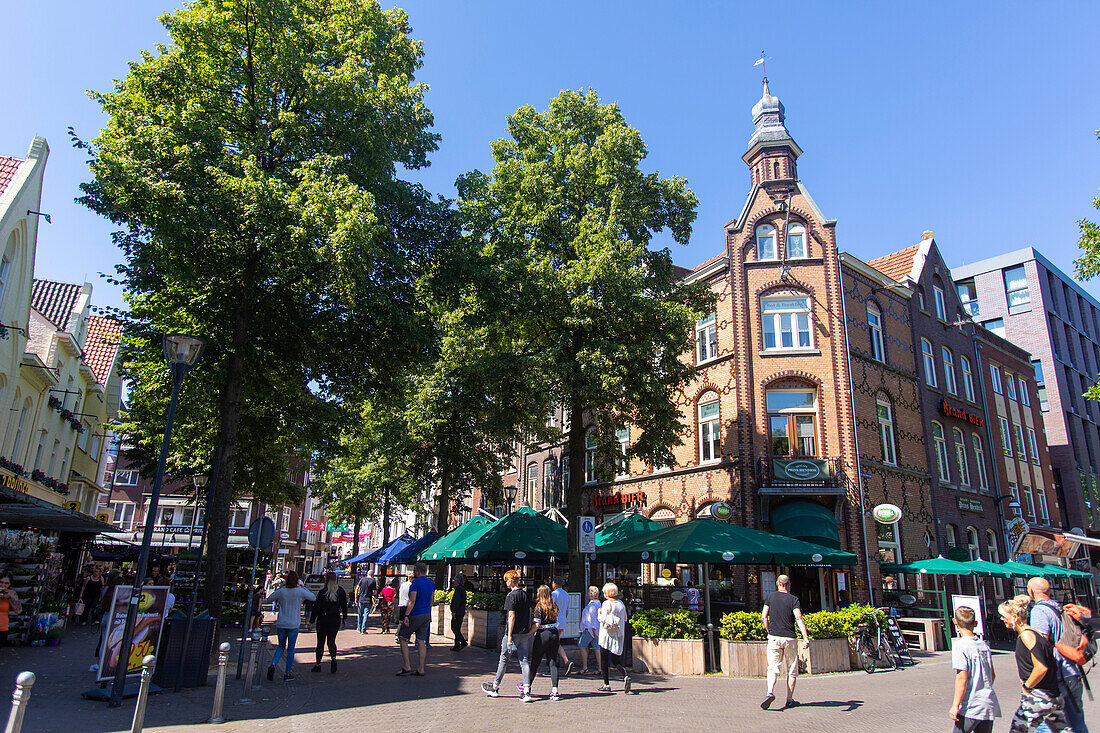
[398,577,412,623]
[550,577,574,677]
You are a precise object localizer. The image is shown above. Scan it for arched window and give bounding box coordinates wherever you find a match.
[877,397,896,465]
[960,356,974,402]
[526,463,538,507]
[932,422,950,482]
[786,222,807,259]
[966,527,980,560]
[650,507,676,528]
[756,224,776,261]
[615,428,630,478]
[584,431,597,484]
[933,280,947,320]
[921,339,937,386]
[953,428,970,486]
[942,347,957,395]
[773,161,780,179]
[762,294,812,350]
[972,434,988,489]
[945,523,958,548]
[698,394,720,463]
[542,459,554,508]
[867,302,885,361]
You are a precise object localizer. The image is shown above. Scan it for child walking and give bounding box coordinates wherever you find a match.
[948,606,1000,733]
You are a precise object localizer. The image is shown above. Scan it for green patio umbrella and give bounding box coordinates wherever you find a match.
[595,512,663,546]
[1036,563,1091,579]
[595,518,858,566]
[964,559,1015,578]
[880,557,974,575]
[1000,561,1057,578]
[418,516,495,562]
[462,507,567,562]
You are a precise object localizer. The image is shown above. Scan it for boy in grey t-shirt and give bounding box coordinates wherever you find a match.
[949,606,1000,733]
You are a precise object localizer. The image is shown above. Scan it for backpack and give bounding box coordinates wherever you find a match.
[1038,599,1096,668]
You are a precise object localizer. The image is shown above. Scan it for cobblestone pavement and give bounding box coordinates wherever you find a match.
[1,617,1097,733]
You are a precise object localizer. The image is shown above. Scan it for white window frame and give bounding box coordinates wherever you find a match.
[999,417,1012,456]
[785,222,807,259]
[761,295,813,351]
[1037,489,1050,525]
[960,356,975,402]
[972,434,989,490]
[615,428,629,479]
[698,397,720,464]
[1019,379,1030,406]
[942,347,957,395]
[1027,428,1040,465]
[990,365,1003,394]
[877,398,896,466]
[77,424,89,452]
[921,339,937,387]
[696,312,717,364]
[966,526,980,560]
[1022,486,1037,523]
[527,462,539,505]
[584,431,597,485]
[542,459,554,507]
[1005,373,1017,400]
[867,303,885,362]
[1013,423,1026,460]
[953,428,970,487]
[932,422,950,483]
[933,285,947,321]
[756,224,776,261]
[1004,265,1030,308]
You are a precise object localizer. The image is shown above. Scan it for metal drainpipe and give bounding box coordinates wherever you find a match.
[838,261,876,602]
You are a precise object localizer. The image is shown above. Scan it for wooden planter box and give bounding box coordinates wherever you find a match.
[631,637,705,676]
[432,605,446,636]
[721,638,852,677]
[434,606,473,644]
[467,609,503,649]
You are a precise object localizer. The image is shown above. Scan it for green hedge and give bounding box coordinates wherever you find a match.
[430,589,504,611]
[720,604,884,641]
[630,608,703,640]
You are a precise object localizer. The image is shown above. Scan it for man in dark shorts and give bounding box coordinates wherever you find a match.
[761,574,810,711]
[396,563,434,676]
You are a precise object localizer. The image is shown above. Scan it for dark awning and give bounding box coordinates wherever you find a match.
[0,483,115,534]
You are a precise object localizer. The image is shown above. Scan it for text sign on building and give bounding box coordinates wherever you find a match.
[772,458,830,481]
[591,490,646,508]
[940,398,984,428]
[579,515,596,554]
[956,497,983,512]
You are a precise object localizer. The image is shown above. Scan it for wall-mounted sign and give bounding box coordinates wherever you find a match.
[1016,527,1079,558]
[660,568,672,579]
[872,504,902,524]
[956,497,983,512]
[96,512,110,523]
[773,459,830,482]
[0,472,29,494]
[940,398,984,428]
[699,502,733,520]
[277,548,290,555]
[947,546,971,562]
[579,516,596,554]
[592,490,646,508]
[326,522,350,532]
[279,531,290,540]
[1005,517,1029,553]
[302,520,325,532]
[65,500,81,512]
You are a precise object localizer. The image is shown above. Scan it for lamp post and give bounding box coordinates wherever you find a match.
[503,485,518,515]
[109,334,205,707]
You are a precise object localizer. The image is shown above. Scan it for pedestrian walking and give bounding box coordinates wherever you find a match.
[760,574,810,711]
[398,575,412,624]
[0,572,23,646]
[550,577,574,676]
[949,605,1000,733]
[998,595,1070,732]
[77,565,103,624]
[577,586,602,674]
[379,577,398,633]
[249,581,264,631]
[597,582,630,693]
[450,573,468,651]
[355,571,377,634]
[525,585,563,701]
[482,569,532,700]
[265,570,316,681]
[1027,577,1090,732]
[310,572,348,674]
[396,562,434,677]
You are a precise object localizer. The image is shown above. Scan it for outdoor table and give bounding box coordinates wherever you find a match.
[895,616,945,651]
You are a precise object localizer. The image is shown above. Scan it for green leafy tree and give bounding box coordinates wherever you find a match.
[76,0,440,626]
[456,90,714,589]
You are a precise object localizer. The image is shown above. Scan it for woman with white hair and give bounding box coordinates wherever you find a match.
[597,582,631,693]
[997,595,1069,732]
[309,572,348,674]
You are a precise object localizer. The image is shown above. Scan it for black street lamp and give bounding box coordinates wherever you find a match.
[503,485,518,515]
[109,334,205,707]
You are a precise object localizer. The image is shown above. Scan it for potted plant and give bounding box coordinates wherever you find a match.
[466,592,505,649]
[630,608,706,675]
[719,605,869,676]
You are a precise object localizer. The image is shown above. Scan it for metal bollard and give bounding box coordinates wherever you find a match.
[208,642,231,724]
[4,672,35,733]
[706,624,717,673]
[239,634,260,704]
[129,655,156,733]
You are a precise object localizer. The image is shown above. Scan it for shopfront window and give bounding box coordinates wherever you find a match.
[767,389,817,457]
[876,522,901,564]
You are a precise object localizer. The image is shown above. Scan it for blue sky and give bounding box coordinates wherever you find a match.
[4,2,1100,311]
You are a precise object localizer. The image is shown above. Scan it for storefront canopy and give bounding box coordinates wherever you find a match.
[337,551,373,566]
[462,508,567,563]
[362,535,414,564]
[595,513,663,546]
[880,557,975,576]
[419,516,496,562]
[0,484,115,534]
[596,518,858,566]
[769,501,840,550]
[383,532,438,565]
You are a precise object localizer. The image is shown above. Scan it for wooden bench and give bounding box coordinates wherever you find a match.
[896,617,945,651]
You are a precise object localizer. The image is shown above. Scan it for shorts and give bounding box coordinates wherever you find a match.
[397,612,431,643]
[952,717,994,733]
[578,629,600,649]
[766,635,799,677]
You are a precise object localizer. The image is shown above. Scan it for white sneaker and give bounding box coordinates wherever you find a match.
[481,682,499,697]
[521,692,535,703]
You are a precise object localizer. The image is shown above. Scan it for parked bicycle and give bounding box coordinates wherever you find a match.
[853,610,899,673]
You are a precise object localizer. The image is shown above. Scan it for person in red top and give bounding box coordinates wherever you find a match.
[0,572,24,645]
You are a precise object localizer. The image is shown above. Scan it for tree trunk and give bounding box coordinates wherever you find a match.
[351,515,361,576]
[203,261,256,647]
[433,464,452,590]
[382,487,391,546]
[565,398,586,591]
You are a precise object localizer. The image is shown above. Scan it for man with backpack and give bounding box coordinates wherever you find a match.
[1028,577,1091,732]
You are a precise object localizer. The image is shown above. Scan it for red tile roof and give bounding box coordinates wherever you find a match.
[83,315,123,385]
[31,279,82,330]
[867,244,920,283]
[0,157,22,200]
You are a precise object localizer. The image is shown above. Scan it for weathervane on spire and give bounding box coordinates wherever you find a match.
[754,51,770,87]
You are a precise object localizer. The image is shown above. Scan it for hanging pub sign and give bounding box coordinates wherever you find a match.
[940,398,984,427]
[1004,516,1029,553]
[773,458,830,481]
[591,490,646,508]
[872,504,902,524]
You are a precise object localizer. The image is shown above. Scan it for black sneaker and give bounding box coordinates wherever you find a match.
[783,699,800,709]
[311,664,322,673]
[761,693,775,710]
[267,665,275,681]
[283,673,295,681]
[481,682,499,697]
[330,660,337,674]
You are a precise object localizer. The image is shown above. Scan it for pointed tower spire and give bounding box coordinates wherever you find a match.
[743,80,803,186]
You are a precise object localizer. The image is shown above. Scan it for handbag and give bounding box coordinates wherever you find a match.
[73,601,85,616]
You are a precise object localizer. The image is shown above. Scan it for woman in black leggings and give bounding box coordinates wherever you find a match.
[309,572,347,674]
[525,585,563,701]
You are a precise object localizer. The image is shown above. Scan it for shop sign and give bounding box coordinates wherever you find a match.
[278,548,290,555]
[97,585,170,682]
[699,502,732,520]
[1015,552,1033,564]
[1074,557,1091,572]
[326,522,350,532]
[940,398,984,427]
[872,503,902,524]
[773,459,830,481]
[65,501,81,512]
[96,513,109,523]
[280,531,290,540]
[0,472,29,494]
[660,568,672,579]
[1005,517,1029,553]
[956,497,983,513]
[591,490,646,508]
[1015,528,1079,558]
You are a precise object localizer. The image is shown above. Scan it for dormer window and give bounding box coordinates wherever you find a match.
[786,223,806,259]
[756,224,776,261]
